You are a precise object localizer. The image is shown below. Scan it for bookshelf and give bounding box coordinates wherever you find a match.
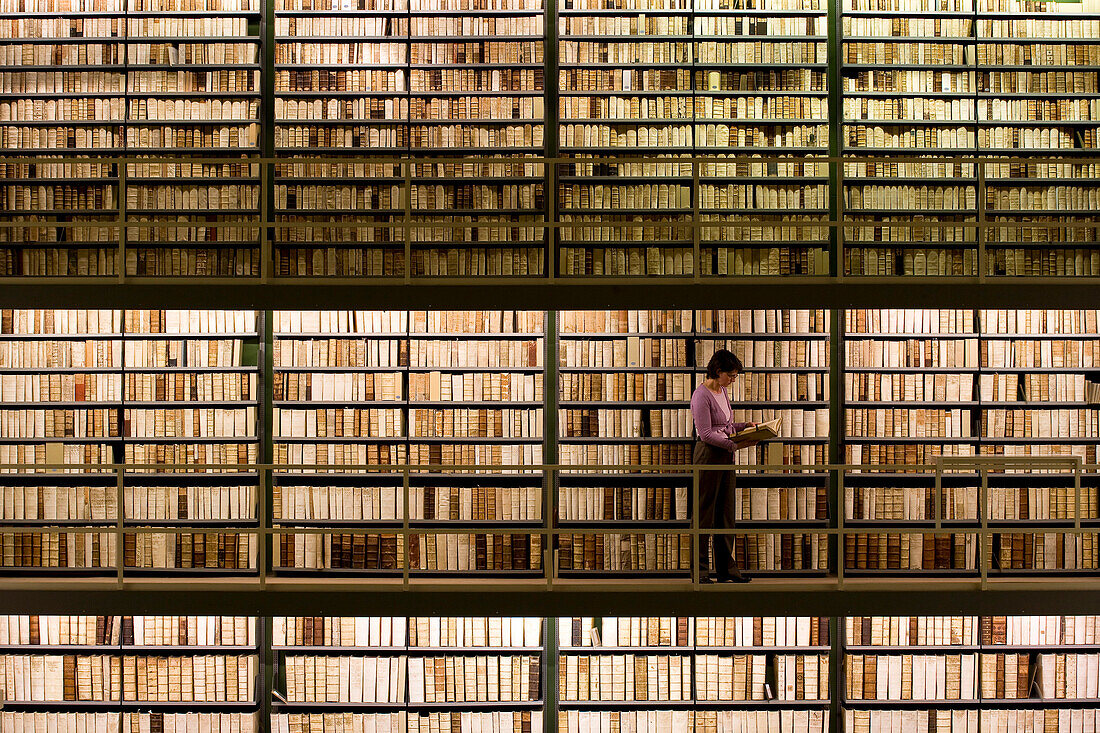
[6,614,1100,731]
[556,0,829,277]
[556,310,694,576]
[841,0,1100,278]
[0,309,262,575]
[840,0,980,277]
[842,615,982,731]
[0,0,262,278]
[272,310,544,576]
[842,615,1100,732]
[406,310,545,575]
[0,0,126,277]
[123,0,263,277]
[121,309,261,574]
[273,0,410,278]
[694,309,830,575]
[844,308,1100,576]
[5,306,1100,581]
[694,0,830,277]
[3,0,1100,280]
[405,0,547,278]
[978,0,1100,277]
[844,309,981,574]
[0,615,261,731]
[0,310,121,573]
[556,0,695,276]
[978,308,1100,574]
[557,616,831,732]
[270,616,544,732]
[556,309,829,577]
[273,0,546,278]
[271,310,409,574]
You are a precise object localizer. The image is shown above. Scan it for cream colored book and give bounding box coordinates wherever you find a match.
[734,418,782,443]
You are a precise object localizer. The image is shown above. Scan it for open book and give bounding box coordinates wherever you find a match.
[733,417,782,443]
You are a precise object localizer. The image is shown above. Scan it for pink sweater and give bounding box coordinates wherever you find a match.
[690,383,750,452]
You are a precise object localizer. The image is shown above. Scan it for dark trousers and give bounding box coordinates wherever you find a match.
[694,440,738,576]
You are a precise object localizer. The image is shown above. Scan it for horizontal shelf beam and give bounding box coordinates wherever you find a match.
[6,582,1100,616]
[5,280,1100,309]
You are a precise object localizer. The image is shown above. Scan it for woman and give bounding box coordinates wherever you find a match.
[690,348,758,583]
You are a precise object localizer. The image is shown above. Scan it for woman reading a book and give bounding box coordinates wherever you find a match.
[691,349,758,583]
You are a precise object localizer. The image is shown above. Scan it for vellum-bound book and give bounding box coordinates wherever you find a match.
[733,418,782,443]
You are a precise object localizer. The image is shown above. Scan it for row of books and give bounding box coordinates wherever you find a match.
[274,485,541,522]
[562,43,825,66]
[284,655,406,703]
[7,240,1097,279]
[274,532,541,572]
[848,651,1100,702]
[5,614,1100,651]
[275,713,542,733]
[274,617,542,649]
[0,654,257,702]
[569,659,806,702]
[845,710,1100,733]
[0,531,256,570]
[0,305,251,334]
[13,614,1100,729]
[845,486,1100,522]
[0,615,254,647]
[1,307,1098,468]
[4,714,260,733]
[561,710,828,733]
[849,44,1100,68]
[557,531,825,573]
[846,654,980,701]
[850,615,1100,649]
[844,531,1100,571]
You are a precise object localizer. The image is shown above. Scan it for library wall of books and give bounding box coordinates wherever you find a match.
[4,0,1100,723]
[0,614,1099,731]
[1,0,1100,276]
[0,307,1098,577]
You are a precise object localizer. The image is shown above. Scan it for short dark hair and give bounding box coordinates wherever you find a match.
[706,349,743,379]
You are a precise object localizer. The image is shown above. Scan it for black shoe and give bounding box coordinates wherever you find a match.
[698,575,715,584]
[716,572,751,583]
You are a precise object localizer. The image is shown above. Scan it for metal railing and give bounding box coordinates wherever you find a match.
[2,152,1099,283]
[0,456,1096,589]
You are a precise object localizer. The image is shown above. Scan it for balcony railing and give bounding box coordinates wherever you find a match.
[2,153,1098,283]
[0,456,1095,589]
